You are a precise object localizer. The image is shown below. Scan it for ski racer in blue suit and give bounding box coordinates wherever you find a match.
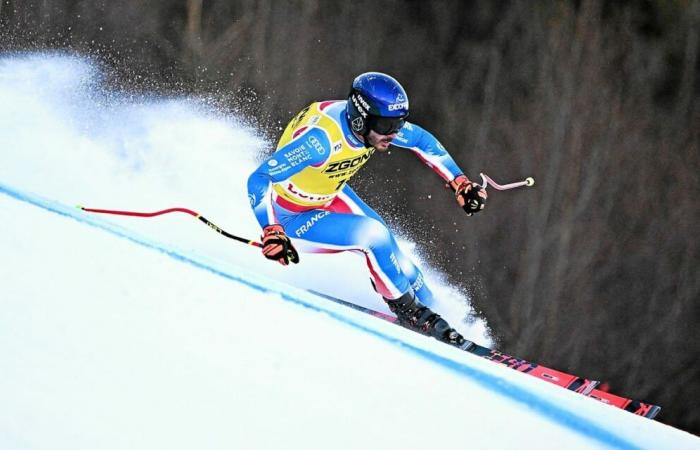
[247,72,487,348]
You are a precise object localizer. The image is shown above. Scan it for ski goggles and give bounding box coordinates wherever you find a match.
[366,115,406,135]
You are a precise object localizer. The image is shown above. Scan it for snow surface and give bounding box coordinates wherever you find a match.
[1,53,699,450]
[0,51,489,343]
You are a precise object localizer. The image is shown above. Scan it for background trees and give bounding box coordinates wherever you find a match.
[2,0,698,434]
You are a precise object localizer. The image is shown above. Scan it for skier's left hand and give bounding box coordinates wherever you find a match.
[449,175,487,216]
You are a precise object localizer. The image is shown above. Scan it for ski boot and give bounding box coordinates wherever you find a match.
[384,290,474,351]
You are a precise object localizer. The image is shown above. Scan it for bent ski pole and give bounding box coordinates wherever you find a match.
[77,206,262,248]
[479,173,535,191]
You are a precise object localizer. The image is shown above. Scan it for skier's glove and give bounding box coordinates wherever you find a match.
[262,224,300,266]
[449,175,487,216]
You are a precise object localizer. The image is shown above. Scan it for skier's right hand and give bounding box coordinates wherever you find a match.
[261,224,300,266]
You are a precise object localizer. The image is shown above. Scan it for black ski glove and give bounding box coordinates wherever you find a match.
[449,175,487,216]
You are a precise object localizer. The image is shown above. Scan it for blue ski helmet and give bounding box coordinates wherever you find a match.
[346,72,409,137]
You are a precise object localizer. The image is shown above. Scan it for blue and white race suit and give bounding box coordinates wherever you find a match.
[247,100,465,303]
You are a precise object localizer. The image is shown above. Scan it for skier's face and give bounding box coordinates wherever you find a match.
[366,129,397,151]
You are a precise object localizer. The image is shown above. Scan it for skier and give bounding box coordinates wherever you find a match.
[247,72,487,348]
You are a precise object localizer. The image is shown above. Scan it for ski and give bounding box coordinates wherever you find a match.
[309,291,598,395]
[467,345,599,395]
[587,388,661,419]
[311,290,662,419]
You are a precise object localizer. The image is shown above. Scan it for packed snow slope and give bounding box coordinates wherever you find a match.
[1,54,699,450]
[0,52,489,343]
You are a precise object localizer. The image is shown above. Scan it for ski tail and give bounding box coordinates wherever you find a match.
[587,389,661,419]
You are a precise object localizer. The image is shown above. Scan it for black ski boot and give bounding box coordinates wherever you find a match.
[384,290,474,351]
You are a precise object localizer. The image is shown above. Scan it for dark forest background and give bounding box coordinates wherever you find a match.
[2,0,698,434]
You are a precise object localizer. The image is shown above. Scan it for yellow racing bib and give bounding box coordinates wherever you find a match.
[272,102,374,208]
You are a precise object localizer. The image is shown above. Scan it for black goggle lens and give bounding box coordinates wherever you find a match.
[368,116,405,135]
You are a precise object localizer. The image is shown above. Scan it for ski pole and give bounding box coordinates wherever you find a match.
[479,173,535,191]
[77,206,262,248]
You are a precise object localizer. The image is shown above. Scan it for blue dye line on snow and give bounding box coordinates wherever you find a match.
[0,182,639,450]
